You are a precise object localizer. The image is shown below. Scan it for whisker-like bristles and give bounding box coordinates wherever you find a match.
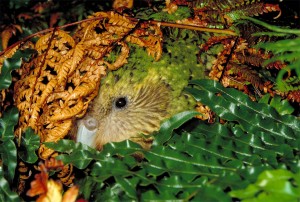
[86,74,172,149]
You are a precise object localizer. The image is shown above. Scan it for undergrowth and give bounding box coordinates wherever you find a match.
[0,0,299,201]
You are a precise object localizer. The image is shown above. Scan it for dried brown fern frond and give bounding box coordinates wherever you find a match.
[226,63,266,92]
[235,22,279,46]
[1,24,23,50]
[207,37,237,80]
[10,10,165,166]
[26,158,78,201]
[287,90,300,103]
[9,11,166,193]
[204,36,277,97]
[234,48,286,70]
[7,12,139,193]
[13,11,143,161]
[126,21,163,60]
[174,0,281,27]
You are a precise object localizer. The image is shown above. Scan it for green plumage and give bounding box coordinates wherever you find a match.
[104,31,205,114]
[79,30,205,149]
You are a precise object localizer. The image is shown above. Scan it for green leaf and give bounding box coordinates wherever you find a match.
[192,184,232,202]
[246,17,300,93]
[243,17,300,35]
[56,150,95,169]
[45,140,98,169]
[45,80,300,201]
[45,139,94,154]
[230,169,300,201]
[0,107,19,140]
[186,79,300,144]
[0,49,36,90]
[18,128,40,164]
[8,0,31,9]
[115,176,137,199]
[153,111,199,145]
[259,94,294,115]
[0,140,17,185]
[0,168,20,202]
[0,107,19,184]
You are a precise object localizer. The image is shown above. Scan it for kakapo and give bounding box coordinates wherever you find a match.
[75,39,204,150]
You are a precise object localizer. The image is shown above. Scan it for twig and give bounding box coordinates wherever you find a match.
[1,15,238,57]
[0,16,106,57]
[148,20,238,36]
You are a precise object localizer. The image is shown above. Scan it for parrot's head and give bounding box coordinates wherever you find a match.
[76,69,173,150]
[74,41,204,150]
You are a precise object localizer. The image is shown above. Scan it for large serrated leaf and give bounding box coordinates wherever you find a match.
[186,79,300,144]
[45,140,98,169]
[46,81,300,201]
[153,110,199,145]
[45,139,94,154]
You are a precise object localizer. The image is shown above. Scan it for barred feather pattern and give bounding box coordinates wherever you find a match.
[85,76,172,150]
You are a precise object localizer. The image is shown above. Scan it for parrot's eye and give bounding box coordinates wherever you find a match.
[114,97,128,109]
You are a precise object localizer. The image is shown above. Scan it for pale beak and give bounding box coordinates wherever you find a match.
[76,116,98,147]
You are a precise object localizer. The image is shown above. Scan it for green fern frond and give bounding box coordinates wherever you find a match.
[189,0,261,11]
[258,94,295,115]
[230,169,300,201]
[227,63,265,90]
[46,79,300,201]
[243,17,300,93]
[273,76,300,92]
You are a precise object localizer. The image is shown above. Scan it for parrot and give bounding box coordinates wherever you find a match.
[75,32,205,150]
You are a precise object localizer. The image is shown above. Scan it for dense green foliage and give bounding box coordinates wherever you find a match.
[42,79,300,201]
[0,107,19,192]
[245,17,300,93]
[0,0,300,201]
[230,169,300,201]
[0,49,35,90]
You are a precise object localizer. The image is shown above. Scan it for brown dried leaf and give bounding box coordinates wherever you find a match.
[50,100,84,121]
[36,180,63,202]
[104,42,129,70]
[62,186,79,202]
[126,23,163,61]
[57,164,75,186]
[66,82,97,102]
[32,2,52,14]
[57,43,84,84]
[163,0,178,14]
[17,13,33,20]
[27,166,48,197]
[1,27,14,50]
[50,13,60,28]
[113,0,133,10]
[287,90,300,103]
[44,158,64,170]
[195,103,214,123]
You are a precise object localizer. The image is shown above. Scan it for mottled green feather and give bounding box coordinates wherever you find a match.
[103,32,205,115]
[78,30,205,149]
